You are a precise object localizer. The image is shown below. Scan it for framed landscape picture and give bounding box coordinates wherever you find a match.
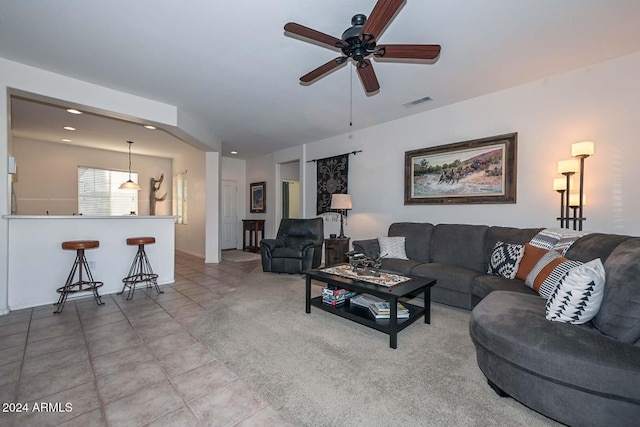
[250,181,266,213]
[404,132,517,205]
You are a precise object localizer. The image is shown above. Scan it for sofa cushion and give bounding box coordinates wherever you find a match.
[378,236,408,260]
[471,274,537,301]
[565,233,632,263]
[271,247,304,259]
[487,241,525,279]
[410,262,483,294]
[546,258,606,324]
[594,238,640,344]
[430,224,488,272]
[380,258,422,276]
[388,222,433,262]
[470,291,640,402]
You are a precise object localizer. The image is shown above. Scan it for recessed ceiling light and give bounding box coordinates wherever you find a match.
[230,151,238,155]
[63,126,76,131]
[66,108,82,114]
[61,138,72,142]
[144,125,156,130]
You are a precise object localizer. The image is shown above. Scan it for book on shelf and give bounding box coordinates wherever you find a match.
[321,288,357,301]
[368,305,410,319]
[370,301,409,316]
[322,295,346,307]
[349,294,386,309]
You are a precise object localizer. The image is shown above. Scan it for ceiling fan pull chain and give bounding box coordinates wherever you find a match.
[349,66,353,127]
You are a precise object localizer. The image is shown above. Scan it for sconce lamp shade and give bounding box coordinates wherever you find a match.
[553,178,566,191]
[569,193,586,207]
[557,159,579,174]
[331,194,352,210]
[572,141,595,157]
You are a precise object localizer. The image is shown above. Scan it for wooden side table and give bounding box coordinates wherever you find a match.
[324,237,350,267]
[242,219,265,253]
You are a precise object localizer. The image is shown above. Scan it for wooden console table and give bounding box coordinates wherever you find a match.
[242,219,265,253]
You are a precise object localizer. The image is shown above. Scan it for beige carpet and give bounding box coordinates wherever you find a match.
[191,269,558,426]
[221,249,262,262]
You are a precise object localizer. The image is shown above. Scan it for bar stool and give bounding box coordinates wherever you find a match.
[55,240,105,314]
[119,237,163,300]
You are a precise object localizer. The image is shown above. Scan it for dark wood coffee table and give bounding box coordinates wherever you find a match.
[304,267,436,349]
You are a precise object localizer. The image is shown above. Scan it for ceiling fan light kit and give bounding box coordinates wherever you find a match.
[285,0,441,95]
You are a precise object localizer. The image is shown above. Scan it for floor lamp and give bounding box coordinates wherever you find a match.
[553,178,566,228]
[572,141,594,231]
[557,159,579,229]
[331,194,352,238]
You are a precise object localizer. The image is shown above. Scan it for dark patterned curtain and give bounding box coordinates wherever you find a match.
[316,154,349,215]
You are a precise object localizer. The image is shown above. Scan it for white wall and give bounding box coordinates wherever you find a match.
[12,138,172,216]
[302,51,640,241]
[172,142,207,258]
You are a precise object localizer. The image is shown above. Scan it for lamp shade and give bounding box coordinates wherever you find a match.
[330,194,352,210]
[572,141,595,157]
[553,178,566,191]
[557,159,579,174]
[119,180,141,190]
[569,193,586,207]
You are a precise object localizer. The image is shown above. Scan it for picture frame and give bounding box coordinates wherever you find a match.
[404,132,517,205]
[250,181,266,213]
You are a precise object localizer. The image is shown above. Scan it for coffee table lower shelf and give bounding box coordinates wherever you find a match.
[310,296,425,336]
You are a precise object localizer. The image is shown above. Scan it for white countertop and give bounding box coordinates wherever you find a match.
[3,215,177,220]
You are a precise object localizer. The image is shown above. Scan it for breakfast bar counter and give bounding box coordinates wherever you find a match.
[3,215,176,310]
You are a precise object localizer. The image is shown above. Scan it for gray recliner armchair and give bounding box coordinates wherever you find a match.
[261,218,324,274]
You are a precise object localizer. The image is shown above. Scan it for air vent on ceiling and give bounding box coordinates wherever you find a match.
[403,96,433,108]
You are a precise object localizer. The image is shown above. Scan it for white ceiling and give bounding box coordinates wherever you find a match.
[3,0,640,159]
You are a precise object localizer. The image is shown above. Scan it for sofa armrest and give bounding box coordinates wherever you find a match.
[352,238,380,259]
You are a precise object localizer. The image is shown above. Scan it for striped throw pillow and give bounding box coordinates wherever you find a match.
[525,250,582,299]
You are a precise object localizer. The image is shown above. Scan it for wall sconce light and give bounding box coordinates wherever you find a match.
[330,194,352,238]
[119,141,142,190]
[572,141,594,231]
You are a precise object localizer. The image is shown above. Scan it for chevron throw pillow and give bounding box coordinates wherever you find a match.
[378,236,408,260]
[545,258,606,324]
[487,241,525,279]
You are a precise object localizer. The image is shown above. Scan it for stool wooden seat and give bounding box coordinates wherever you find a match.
[119,236,163,300]
[55,240,104,314]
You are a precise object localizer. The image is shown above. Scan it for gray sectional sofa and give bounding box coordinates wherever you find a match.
[353,222,640,426]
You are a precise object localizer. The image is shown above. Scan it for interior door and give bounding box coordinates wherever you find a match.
[221,180,238,250]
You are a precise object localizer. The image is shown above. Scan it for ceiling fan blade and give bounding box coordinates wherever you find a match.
[300,57,347,83]
[285,22,344,50]
[356,60,380,94]
[360,0,405,41]
[375,44,441,60]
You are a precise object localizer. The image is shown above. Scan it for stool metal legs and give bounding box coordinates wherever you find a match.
[119,244,163,300]
[54,249,105,314]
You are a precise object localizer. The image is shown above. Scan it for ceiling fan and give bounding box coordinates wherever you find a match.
[284,0,441,95]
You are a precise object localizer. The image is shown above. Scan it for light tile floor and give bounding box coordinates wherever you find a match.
[0,252,290,427]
